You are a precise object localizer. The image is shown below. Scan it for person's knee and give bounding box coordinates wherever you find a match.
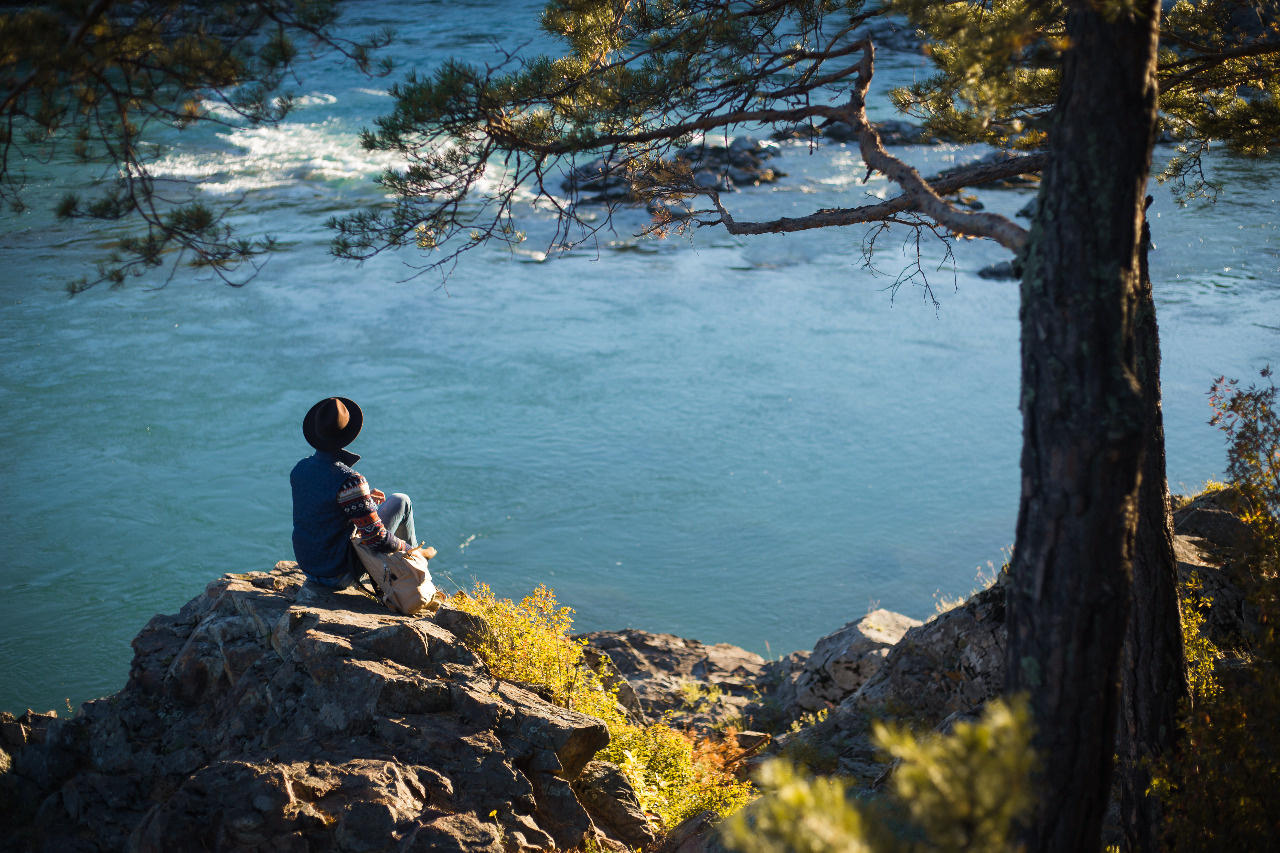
[391,492,411,512]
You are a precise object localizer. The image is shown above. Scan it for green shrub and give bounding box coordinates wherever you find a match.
[1150,369,1280,848]
[451,583,754,832]
[450,583,627,726]
[1151,645,1280,849]
[600,722,756,829]
[1179,571,1222,704]
[680,680,724,711]
[1210,367,1280,577]
[722,697,1037,853]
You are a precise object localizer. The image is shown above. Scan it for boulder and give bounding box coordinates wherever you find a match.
[650,810,728,853]
[977,260,1018,280]
[561,156,634,201]
[1174,488,1259,553]
[770,583,1006,780]
[572,760,659,849]
[936,150,1041,189]
[768,609,922,725]
[875,119,930,145]
[693,170,734,191]
[562,138,786,207]
[674,137,785,190]
[647,196,696,221]
[771,118,930,146]
[2,563,637,852]
[579,629,768,731]
[1175,534,1260,649]
[846,582,1006,722]
[762,581,1003,778]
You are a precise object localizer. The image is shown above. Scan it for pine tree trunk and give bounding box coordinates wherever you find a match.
[1118,206,1188,853]
[1005,1,1162,852]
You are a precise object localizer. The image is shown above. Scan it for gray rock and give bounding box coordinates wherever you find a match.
[693,170,734,191]
[875,119,930,145]
[572,760,659,849]
[650,809,729,853]
[562,139,784,208]
[3,563,632,852]
[936,150,1041,188]
[529,770,597,850]
[770,118,930,146]
[821,121,856,142]
[433,604,493,651]
[770,122,821,141]
[1176,507,1254,549]
[582,645,648,725]
[764,584,1005,781]
[1175,534,1260,649]
[562,156,632,198]
[646,196,695,221]
[846,583,1006,722]
[1174,489,1258,552]
[403,813,506,853]
[978,260,1018,280]
[579,629,767,732]
[769,609,922,724]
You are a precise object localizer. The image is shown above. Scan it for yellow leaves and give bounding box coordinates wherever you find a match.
[452,580,752,831]
[415,226,438,250]
[604,723,755,831]
[452,582,591,708]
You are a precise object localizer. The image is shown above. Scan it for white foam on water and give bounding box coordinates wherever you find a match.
[200,92,338,123]
[151,117,404,194]
[293,93,339,108]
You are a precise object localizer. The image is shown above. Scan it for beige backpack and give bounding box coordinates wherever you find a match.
[349,535,443,616]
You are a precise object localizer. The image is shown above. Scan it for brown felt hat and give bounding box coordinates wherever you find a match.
[303,397,363,452]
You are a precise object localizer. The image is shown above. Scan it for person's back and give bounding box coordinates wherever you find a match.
[291,397,429,589]
[291,448,365,583]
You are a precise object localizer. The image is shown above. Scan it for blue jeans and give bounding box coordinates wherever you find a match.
[376,492,418,551]
[306,492,418,590]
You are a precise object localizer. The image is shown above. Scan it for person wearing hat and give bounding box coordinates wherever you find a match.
[291,397,434,588]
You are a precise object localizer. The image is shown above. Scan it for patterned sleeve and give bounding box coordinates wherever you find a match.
[338,473,406,554]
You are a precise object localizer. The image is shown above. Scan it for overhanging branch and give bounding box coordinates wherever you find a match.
[708,152,1046,242]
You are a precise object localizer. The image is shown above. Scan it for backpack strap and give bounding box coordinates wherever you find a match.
[345,541,381,603]
[351,570,381,603]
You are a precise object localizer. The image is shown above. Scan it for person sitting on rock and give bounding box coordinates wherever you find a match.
[291,396,434,589]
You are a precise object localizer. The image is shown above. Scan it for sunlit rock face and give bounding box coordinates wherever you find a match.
[0,564,654,853]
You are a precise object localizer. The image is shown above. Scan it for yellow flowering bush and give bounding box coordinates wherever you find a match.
[450,583,754,831]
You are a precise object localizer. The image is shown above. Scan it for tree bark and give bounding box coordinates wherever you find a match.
[1118,203,1189,853]
[1006,1,1162,852]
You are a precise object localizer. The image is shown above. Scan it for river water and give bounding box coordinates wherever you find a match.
[2,1,1277,714]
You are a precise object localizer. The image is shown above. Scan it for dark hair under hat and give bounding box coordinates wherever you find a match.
[303,397,363,452]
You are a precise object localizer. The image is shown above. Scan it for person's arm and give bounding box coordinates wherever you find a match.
[338,473,407,553]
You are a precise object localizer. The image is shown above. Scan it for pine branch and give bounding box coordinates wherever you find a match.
[708,151,1047,240]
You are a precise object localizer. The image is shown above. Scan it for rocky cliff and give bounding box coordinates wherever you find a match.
[2,515,1249,852]
[0,565,638,852]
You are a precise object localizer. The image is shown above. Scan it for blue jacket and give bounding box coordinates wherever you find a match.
[291,449,362,580]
